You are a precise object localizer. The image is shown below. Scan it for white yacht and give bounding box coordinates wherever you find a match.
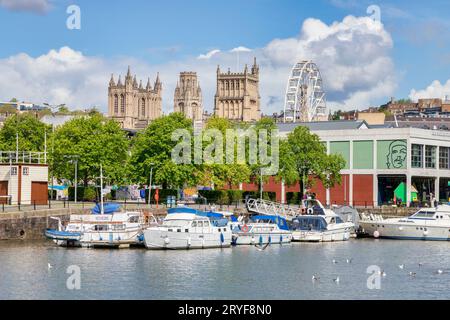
[291,199,355,242]
[45,203,156,248]
[358,205,450,240]
[143,207,232,250]
[231,215,292,245]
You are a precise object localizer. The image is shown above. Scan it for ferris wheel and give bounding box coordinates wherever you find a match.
[283,60,327,123]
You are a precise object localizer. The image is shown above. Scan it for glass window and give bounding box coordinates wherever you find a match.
[191,221,197,227]
[197,221,203,227]
[411,144,423,168]
[425,145,436,168]
[440,147,450,169]
[23,167,29,175]
[203,221,209,227]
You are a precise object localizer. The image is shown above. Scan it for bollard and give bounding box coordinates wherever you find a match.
[34,200,36,211]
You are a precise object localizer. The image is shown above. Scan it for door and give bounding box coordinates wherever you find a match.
[31,181,48,205]
[0,181,8,204]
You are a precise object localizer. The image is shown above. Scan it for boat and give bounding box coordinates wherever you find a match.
[231,215,292,245]
[143,207,232,250]
[358,204,450,240]
[45,203,157,248]
[290,199,355,242]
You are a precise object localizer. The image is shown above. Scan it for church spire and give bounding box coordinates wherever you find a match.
[146,77,151,90]
[133,75,137,88]
[109,74,115,87]
[117,75,122,86]
[251,57,259,75]
[154,72,162,91]
[139,80,143,89]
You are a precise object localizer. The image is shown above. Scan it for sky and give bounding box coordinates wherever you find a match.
[0,0,449,115]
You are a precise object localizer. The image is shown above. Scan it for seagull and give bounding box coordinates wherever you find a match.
[382,271,387,277]
[398,264,404,270]
[47,263,53,270]
[409,272,416,277]
[312,275,320,281]
[333,276,340,283]
[437,269,443,274]
[418,263,423,267]
[346,258,352,264]
[332,259,338,264]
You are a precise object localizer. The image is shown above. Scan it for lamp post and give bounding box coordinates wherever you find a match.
[260,167,263,200]
[148,163,154,207]
[43,103,60,201]
[65,155,79,203]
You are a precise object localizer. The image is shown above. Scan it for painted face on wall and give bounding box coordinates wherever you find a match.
[387,140,407,169]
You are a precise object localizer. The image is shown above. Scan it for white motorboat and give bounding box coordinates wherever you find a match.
[45,203,156,248]
[231,215,292,245]
[143,207,232,250]
[358,205,450,241]
[291,199,355,242]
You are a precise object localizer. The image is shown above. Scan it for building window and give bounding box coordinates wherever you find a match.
[11,167,17,175]
[411,144,423,168]
[440,147,450,169]
[141,98,145,117]
[120,94,125,113]
[23,167,29,175]
[425,145,436,169]
[114,94,118,113]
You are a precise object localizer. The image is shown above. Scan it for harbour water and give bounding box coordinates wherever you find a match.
[0,239,449,300]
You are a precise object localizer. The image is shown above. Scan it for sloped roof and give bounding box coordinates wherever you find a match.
[277,120,371,132]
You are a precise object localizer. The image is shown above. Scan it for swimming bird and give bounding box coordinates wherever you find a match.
[437,269,443,274]
[382,271,387,277]
[332,259,338,264]
[398,264,404,270]
[333,276,340,283]
[409,272,416,277]
[312,275,320,281]
[418,263,423,267]
[346,258,352,264]
[47,263,53,270]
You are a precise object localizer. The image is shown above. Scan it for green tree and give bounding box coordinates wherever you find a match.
[277,126,345,201]
[0,113,50,151]
[52,115,129,186]
[128,112,197,189]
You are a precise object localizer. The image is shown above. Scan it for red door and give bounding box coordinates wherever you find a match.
[31,181,48,205]
[0,181,8,204]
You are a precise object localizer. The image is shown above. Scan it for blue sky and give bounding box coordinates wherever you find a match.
[0,0,449,113]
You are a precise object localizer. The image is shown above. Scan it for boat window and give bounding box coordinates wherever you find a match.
[191,221,197,227]
[162,220,190,227]
[335,217,343,224]
[94,225,108,231]
[113,224,125,230]
[203,221,210,228]
[197,221,203,227]
[292,217,327,231]
[412,211,435,218]
[128,216,140,223]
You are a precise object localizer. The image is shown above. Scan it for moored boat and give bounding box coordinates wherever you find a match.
[231,215,292,245]
[358,205,450,240]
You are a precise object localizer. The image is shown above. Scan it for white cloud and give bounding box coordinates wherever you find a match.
[409,80,450,101]
[0,0,51,14]
[230,46,252,53]
[197,49,221,60]
[0,15,397,115]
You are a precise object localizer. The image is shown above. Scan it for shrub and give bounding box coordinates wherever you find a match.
[68,186,98,201]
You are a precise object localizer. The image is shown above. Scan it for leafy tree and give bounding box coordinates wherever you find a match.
[128,112,197,189]
[0,104,18,114]
[57,105,70,114]
[277,126,345,201]
[52,115,129,186]
[0,113,50,151]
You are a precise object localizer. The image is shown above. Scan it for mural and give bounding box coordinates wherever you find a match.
[386,140,407,169]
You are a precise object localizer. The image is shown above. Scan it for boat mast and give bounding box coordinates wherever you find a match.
[100,164,104,215]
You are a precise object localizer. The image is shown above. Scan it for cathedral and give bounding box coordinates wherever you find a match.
[108,66,162,130]
[214,58,261,122]
[174,72,203,122]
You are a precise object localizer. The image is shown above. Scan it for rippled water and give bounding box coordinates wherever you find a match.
[0,239,449,300]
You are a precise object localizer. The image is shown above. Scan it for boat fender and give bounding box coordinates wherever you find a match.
[259,235,263,246]
[187,237,191,246]
[220,233,224,244]
[242,224,249,233]
[423,230,428,236]
[164,237,170,245]
[280,235,283,243]
[268,235,271,245]
[251,236,255,244]
[373,230,380,238]
[398,226,403,231]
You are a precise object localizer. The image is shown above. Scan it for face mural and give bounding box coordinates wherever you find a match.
[386,140,407,169]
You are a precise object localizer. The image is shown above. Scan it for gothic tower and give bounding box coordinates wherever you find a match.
[174,72,203,122]
[108,66,162,130]
[213,57,261,122]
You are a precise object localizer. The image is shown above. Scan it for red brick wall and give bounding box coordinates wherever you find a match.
[309,178,327,204]
[353,174,373,207]
[329,174,350,205]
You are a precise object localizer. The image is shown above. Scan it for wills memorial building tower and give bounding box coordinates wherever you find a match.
[214,58,261,122]
[108,66,162,130]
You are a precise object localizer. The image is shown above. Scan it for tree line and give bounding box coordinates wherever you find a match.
[0,112,346,200]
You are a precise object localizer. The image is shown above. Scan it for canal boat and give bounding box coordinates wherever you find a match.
[231,215,292,245]
[45,203,157,248]
[291,199,355,242]
[143,207,232,250]
[358,205,450,241]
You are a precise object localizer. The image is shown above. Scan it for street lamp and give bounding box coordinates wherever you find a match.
[260,167,263,200]
[43,103,60,201]
[65,155,79,203]
[148,163,154,207]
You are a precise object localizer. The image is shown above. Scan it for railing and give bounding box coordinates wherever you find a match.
[0,151,47,164]
[246,198,299,221]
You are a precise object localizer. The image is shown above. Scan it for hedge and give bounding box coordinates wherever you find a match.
[286,192,302,205]
[197,190,276,204]
[68,186,98,201]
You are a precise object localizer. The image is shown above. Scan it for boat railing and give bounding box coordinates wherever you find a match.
[246,198,299,221]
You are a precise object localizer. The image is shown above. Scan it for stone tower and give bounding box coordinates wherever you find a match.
[214,57,261,122]
[174,72,203,122]
[108,66,162,130]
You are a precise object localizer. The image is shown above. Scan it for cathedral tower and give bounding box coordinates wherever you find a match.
[174,72,203,122]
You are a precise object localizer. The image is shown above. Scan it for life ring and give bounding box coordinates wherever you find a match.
[307,208,314,215]
[241,224,249,233]
[301,208,306,214]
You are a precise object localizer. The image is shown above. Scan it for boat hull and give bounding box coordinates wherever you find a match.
[143,229,232,250]
[292,225,353,242]
[49,229,144,248]
[232,232,292,245]
[359,220,450,241]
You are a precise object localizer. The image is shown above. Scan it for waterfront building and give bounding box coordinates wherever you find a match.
[108,66,162,130]
[0,151,48,205]
[214,58,261,122]
[233,120,450,208]
[174,72,203,122]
